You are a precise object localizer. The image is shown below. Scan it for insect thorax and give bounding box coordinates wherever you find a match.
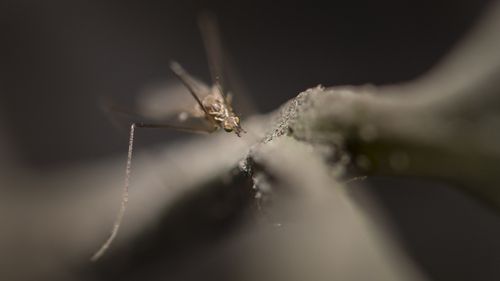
[202,93,231,122]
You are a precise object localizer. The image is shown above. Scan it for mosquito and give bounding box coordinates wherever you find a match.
[91,13,246,262]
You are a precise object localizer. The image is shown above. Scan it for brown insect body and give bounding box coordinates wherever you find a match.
[169,61,244,136]
[193,85,243,136]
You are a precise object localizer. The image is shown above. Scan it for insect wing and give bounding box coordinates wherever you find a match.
[136,77,211,121]
[198,12,258,116]
[198,12,226,92]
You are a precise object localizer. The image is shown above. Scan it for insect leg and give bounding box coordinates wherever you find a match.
[90,122,216,261]
[90,123,137,261]
[169,61,211,117]
[198,12,259,116]
[198,12,225,92]
[99,96,148,133]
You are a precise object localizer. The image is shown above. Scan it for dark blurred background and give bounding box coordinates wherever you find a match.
[1,0,499,280]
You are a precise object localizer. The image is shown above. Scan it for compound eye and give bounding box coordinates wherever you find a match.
[224,127,233,132]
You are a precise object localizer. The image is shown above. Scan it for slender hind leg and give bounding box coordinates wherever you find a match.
[90,122,215,261]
